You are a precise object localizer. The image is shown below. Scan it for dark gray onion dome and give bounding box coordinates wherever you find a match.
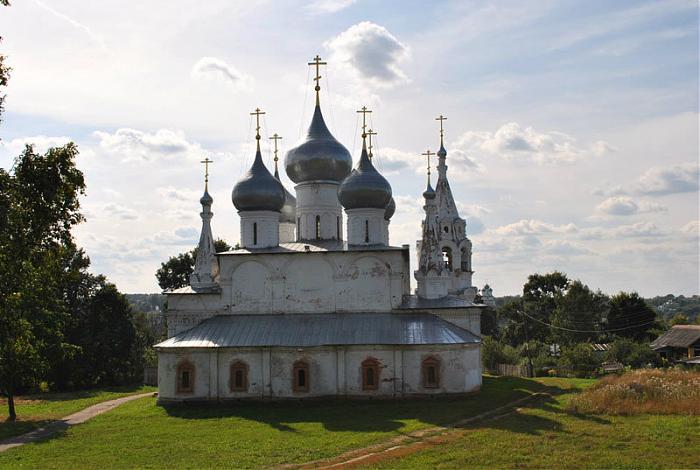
[275,167,297,224]
[232,148,286,212]
[338,140,392,210]
[200,190,213,206]
[423,181,436,200]
[437,142,447,158]
[384,197,396,221]
[285,104,352,183]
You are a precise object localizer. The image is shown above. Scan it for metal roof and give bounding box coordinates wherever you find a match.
[219,240,407,256]
[155,312,481,349]
[650,325,700,349]
[399,295,480,310]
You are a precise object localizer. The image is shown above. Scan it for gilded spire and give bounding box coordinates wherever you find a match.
[366,129,377,159]
[250,107,265,153]
[435,114,447,147]
[356,106,372,137]
[270,133,282,178]
[200,157,213,192]
[422,149,435,188]
[308,55,327,106]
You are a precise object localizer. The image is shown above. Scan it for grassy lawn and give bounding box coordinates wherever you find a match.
[0,385,156,441]
[0,376,562,469]
[369,385,700,469]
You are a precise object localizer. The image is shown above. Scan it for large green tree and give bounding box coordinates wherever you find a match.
[550,280,607,345]
[156,239,231,291]
[0,144,85,420]
[608,292,659,341]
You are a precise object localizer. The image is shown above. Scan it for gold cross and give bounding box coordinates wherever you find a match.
[435,114,447,145]
[366,129,377,159]
[270,133,282,173]
[200,157,213,190]
[308,55,327,104]
[422,149,435,181]
[250,107,265,139]
[356,106,372,136]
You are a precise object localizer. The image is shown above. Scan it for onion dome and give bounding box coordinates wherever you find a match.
[200,190,213,207]
[275,167,297,224]
[384,197,396,221]
[338,138,392,210]
[232,147,286,212]
[437,142,447,158]
[423,181,436,200]
[285,104,352,183]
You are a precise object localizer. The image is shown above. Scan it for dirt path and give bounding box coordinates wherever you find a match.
[0,392,155,453]
[288,392,551,470]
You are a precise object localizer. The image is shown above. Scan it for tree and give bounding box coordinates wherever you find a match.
[550,281,608,346]
[521,272,570,344]
[559,343,600,378]
[669,314,690,326]
[0,144,86,420]
[608,292,659,341]
[156,239,232,291]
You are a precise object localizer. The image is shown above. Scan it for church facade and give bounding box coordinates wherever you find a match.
[155,57,492,401]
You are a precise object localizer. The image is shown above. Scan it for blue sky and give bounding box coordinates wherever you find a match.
[0,0,698,295]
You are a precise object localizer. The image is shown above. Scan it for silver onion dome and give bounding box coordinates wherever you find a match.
[437,143,447,158]
[384,197,396,221]
[200,190,213,207]
[423,181,436,200]
[285,104,352,183]
[338,140,392,210]
[274,167,297,224]
[232,147,286,212]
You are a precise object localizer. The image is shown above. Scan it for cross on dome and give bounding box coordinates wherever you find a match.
[200,157,213,191]
[422,149,435,185]
[356,106,372,137]
[308,55,327,105]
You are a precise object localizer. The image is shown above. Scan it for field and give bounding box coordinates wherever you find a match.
[0,375,698,469]
[0,385,155,441]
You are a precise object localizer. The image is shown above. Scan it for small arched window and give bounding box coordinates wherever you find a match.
[364,220,369,243]
[422,356,440,388]
[442,247,453,271]
[253,222,258,246]
[315,215,321,240]
[444,226,449,233]
[230,361,248,392]
[293,360,309,392]
[176,360,195,394]
[361,358,380,391]
[461,247,470,271]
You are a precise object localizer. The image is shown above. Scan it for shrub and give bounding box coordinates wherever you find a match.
[606,338,661,368]
[482,336,520,371]
[559,343,601,378]
[568,369,700,415]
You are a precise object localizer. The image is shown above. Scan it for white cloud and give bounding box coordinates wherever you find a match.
[325,21,410,87]
[191,57,253,91]
[305,0,356,14]
[681,220,699,236]
[92,128,203,163]
[493,219,578,235]
[635,163,699,196]
[102,203,139,220]
[452,122,612,165]
[0,135,73,156]
[596,196,667,216]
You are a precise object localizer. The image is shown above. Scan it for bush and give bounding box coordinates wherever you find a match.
[568,369,700,415]
[482,336,520,371]
[559,343,601,378]
[606,338,661,368]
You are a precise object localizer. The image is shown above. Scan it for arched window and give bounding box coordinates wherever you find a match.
[336,216,341,240]
[293,360,309,392]
[176,360,195,394]
[253,222,258,246]
[444,225,449,233]
[461,247,470,271]
[297,217,301,241]
[230,361,248,392]
[442,247,453,271]
[364,220,369,243]
[315,215,321,240]
[422,356,440,388]
[361,358,380,391]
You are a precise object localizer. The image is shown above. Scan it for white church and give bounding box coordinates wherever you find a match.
[155,57,495,401]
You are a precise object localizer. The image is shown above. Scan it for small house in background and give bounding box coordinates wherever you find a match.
[650,325,700,361]
[590,343,610,357]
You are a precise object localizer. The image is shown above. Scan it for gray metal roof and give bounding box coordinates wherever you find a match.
[155,312,481,349]
[220,240,407,255]
[651,325,700,349]
[399,295,480,310]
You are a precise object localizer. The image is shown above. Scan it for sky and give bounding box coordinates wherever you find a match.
[0,0,698,296]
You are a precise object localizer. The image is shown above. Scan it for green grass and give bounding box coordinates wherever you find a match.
[0,376,557,469]
[0,385,155,441]
[369,386,700,469]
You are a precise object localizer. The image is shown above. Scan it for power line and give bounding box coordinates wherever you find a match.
[520,310,658,333]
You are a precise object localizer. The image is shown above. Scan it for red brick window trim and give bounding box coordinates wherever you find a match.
[361,358,380,391]
[293,360,309,392]
[176,360,195,394]
[230,361,249,392]
[422,356,440,389]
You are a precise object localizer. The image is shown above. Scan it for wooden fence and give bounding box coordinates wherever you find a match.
[494,363,532,377]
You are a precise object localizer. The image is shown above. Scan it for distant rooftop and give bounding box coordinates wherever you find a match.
[651,325,700,349]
